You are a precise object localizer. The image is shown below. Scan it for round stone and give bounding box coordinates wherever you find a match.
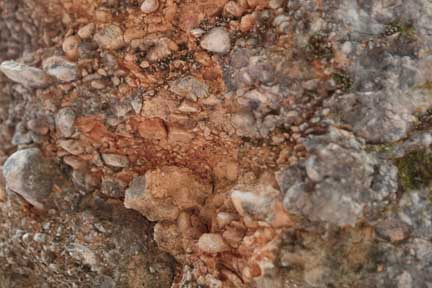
[141,0,159,13]
[94,25,125,50]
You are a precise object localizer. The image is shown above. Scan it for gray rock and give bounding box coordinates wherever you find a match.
[94,25,125,50]
[327,53,432,144]
[277,127,398,226]
[3,148,59,209]
[101,153,129,168]
[169,76,209,101]
[12,122,32,145]
[398,189,432,239]
[200,28,231,54]
[42,56,79,82]
[101,176,127,198]
[0,60,53,88]
[55,108,76,138]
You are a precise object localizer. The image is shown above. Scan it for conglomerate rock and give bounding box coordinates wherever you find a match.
[1,0,432,287]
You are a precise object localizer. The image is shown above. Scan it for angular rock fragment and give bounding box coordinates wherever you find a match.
[146,37,178,62]
[277,127,398,226]
[198,233,230,253]
[77,23,95,39]
[169,76,209,101]
[124,166,212,221]
[231,184,291,227]
[42,56,79,82]
[58,139,85,155]
[55,108,76,138]
[137,118,167,140]
[0,60,53,88]
[101,153,130,168]
[200,28,231,54]
[3,148,59,209]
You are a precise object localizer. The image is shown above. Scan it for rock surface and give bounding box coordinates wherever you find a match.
[2,0,432,287]
[0,60,53,88]
[124,166,212,221]
[3,148,59,209]
[94,25,125,50]
[42,56,79,82]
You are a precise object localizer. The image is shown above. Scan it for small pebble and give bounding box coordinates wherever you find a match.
[102,153,130,168]
[91,80,106,90]
[77,23,95,39]
[56,107,76,138]
[94,25,125,50]
[42,56,79,82]
[62,36,81,59]
[200,28,231,54]
[240,14,256,32]
[224,1,245,17]
[198,233,230,253]
[141,0,159,13]
[33,233,48,243]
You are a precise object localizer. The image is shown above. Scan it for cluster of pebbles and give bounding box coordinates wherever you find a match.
[2,0,432,287]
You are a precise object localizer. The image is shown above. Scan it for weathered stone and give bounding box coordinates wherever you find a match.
[198,233,230,253]
[146,38,178,62]
[141,0,159,13]
[94,25,125,50]
[0,60,53,88]
[55,108,76,138]
[169,76,209,101]
[231,184,291,227]
[124,166,212,222]
[62,36,81,59]
[58,139,85,155]
[3,148,59,209]
[154,222,183,255]
[101,153,130,168]
[101,176,127,198]
[12,122,32,145]
[42,56,79,82]
[200,28,231,54]
[224,1,245,17]
[77,23,95,39]
[137,118,167,140]
[278,127,398,226]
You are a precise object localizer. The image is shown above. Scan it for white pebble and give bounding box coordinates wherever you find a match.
[200,28,231,54]
[141,0,159,13]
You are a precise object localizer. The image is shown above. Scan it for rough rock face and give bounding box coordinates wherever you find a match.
[2,0,432,287]
[125,166,212,221]
[278,127,398,226]
[3,148,59,210]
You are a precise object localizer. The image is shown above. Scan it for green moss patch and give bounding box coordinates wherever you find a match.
[395,150,432,191]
